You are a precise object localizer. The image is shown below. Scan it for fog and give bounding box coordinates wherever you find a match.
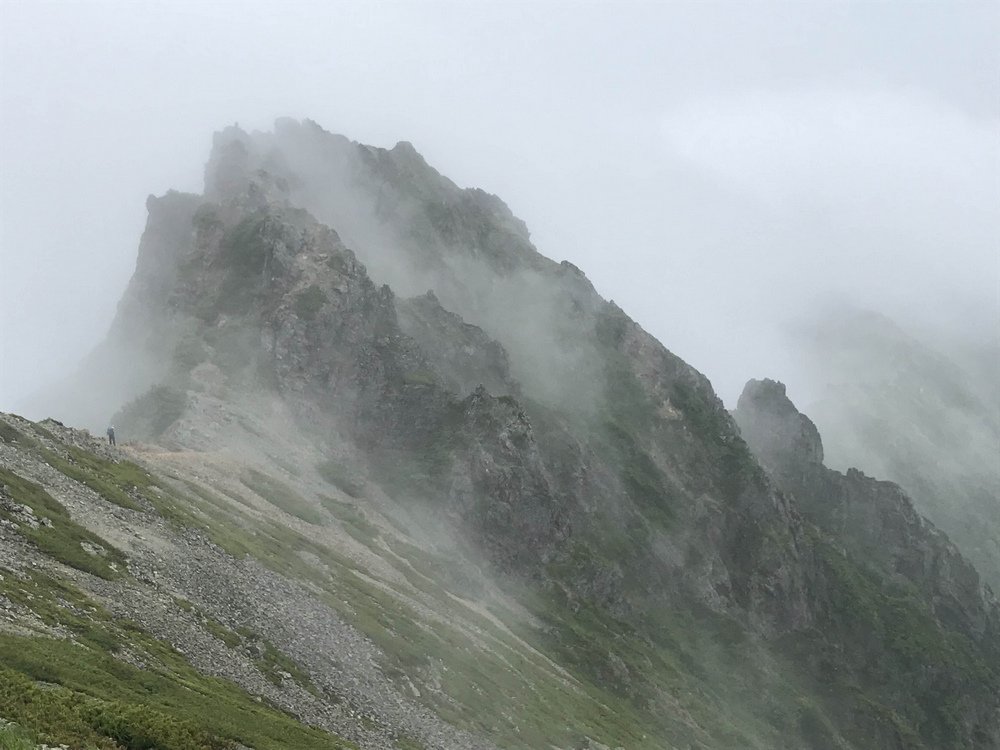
[2,0,997,414]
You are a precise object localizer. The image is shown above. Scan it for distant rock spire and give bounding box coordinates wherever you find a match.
[734,378,824,470]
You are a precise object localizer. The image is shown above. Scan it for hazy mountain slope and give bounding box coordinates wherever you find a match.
[794,311,1000,592]
[734,379,1000,749]
[1,412,650,749]
[0,416,360,750]
[5,120,998,749]
[0,408,817,750]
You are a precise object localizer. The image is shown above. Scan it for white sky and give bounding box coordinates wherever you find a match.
[1,0,998,411]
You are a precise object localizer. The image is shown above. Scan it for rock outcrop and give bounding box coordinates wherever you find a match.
[735,378,1000,749]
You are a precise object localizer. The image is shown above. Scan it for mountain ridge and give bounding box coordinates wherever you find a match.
[2,119,997,750]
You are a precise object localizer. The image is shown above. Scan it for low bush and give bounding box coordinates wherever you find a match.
[112,385,188,441]
[240,468,324,525]
[294,285,329,321]
[0,723,36,750]
[316,459,365,498]
[0,468,126,579]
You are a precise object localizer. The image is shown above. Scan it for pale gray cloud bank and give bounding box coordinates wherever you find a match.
[1,0,997,412]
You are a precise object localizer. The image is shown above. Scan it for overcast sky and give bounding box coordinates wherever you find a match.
[1,0,997,413]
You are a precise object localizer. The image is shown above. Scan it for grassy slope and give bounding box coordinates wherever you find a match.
[0,418,354,750]
[0,415,720,749]
[3,412,988,750]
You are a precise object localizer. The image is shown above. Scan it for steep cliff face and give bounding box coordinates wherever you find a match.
[793,311,1000,592]
[5,120,999,750]
[395,292,515,399]
[99,124,815,640]
[735,379,1000,749]
[190,122,821,632]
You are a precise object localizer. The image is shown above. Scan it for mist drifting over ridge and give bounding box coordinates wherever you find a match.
[2,1,998,416]
[0,108,997,748]
[0,4,998,746]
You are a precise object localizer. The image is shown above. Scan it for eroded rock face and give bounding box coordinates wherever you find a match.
[446,387,569,571]
[734,377,996,636]
[735,378,1000,749]
[396,291,515,398]
[734,378,824,470]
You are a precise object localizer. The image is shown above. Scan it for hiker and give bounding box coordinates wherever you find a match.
[107,426,116,446]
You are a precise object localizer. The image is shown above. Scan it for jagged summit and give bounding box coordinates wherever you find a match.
[735,378,824,468]
[734,377,999,748]
[734,377,997,629]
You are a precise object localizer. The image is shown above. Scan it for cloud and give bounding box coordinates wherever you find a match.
[1,3,996,414]
[655,87,998,380]
[661,87,997,217]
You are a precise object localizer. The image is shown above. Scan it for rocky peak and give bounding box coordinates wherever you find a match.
[735,376,999,651]
[204,125,252,200]
[204,125,290,208]
[734,378,824,471]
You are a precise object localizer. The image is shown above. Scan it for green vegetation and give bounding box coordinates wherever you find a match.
[602,355,654,436]
[0,468,126,579]
[5,410,990,748]
[508,586,853,750]
[0,724,37,750]
[248,633,320,695]
[171,335,209,372]
[775,532,1000,748]
[219,214,270,274]
[794,698,841,750]
[318,495,379,546]
[600,420,676,529]
[210,212,274,317]
[107,471,662,748]
[394,734,426,750]
[401,370,436,387]
[1,572,119,653]
[592,307,683,527]
[595,305,655,436]
[0,420,828,747]
[0,667,227,750]
[206,481,257,509]
[240,468,324,524]
[202,617,243,649]
[113,385,188,441]
[32,447,204,533]
[195,614,322,697]
[671,380,760,500]
[294,284,329,321]
[0,642,349,750]
[37,446,152,511]
[316,459,365,498]
[817,535,992,681]
[0,420,37,448]
[382,537,483,598]
[0,573,353,750]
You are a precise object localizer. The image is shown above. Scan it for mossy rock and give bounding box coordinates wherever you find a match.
[294,284,329,321]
